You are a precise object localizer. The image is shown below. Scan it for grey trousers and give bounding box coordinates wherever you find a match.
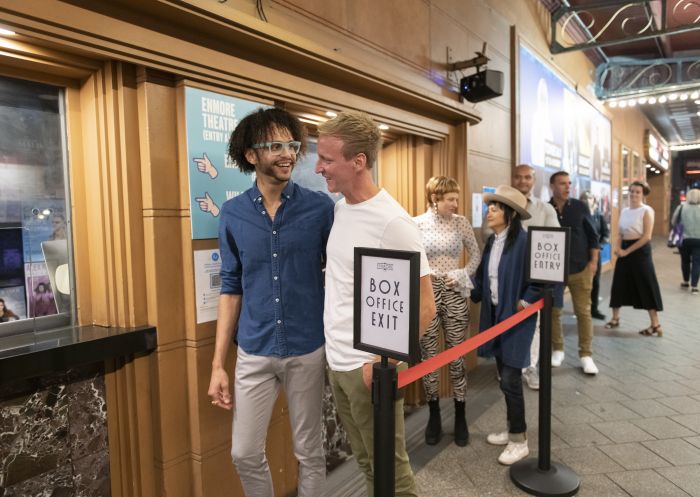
[232,345,326,497]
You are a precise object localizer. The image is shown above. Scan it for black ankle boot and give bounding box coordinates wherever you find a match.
[425,399,442,445]
[454,399,469,447]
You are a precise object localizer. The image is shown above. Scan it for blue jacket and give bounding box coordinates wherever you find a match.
[471,230,541,368]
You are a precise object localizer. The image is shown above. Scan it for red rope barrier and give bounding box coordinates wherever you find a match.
[397,298,545,389]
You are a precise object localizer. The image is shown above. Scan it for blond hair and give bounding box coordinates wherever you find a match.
[426,176,460,206]
[687,188,700,205]
[317,111,381,168]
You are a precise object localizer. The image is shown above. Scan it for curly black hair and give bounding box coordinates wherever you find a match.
[227,107,307,174]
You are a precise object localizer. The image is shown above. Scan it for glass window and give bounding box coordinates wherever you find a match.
[0,75,73,335]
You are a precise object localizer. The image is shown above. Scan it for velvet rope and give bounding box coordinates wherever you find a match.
[397,298,545,389]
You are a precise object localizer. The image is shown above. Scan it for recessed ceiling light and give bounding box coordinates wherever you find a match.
[680,94,689,101]
[638,97,647,104]
[691,91,699,99]
[609,101,618,108]
[695,100,700,105]
[619,101,628,108]
[0,27,16,36]
[648,97,657,104]
[668,93,678,101]
[627,99,637,107]
[659,96,668,103]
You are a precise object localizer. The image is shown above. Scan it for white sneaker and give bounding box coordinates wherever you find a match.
[523,367,540,390]
[486,431,510,446]
[581,356,599,375]
[498,440,529,465]
[551,350,565,367]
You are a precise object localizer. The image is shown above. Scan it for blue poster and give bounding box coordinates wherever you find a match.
[185,87,270,240]
[518,45,612,264]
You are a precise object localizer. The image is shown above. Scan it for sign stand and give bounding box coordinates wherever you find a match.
[510,287,580,497]
[353,247,421,497]
[511,227,580,496]
[373,356,397,497]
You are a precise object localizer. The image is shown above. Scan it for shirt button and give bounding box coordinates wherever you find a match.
[277,320,282,324]
[262,211,266,215]
[274,276,278,280]
[275,298,279,302]
[273,231,277,234]
[273,253,277,257]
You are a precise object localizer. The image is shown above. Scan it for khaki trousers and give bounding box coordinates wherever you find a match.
[552,266,594,357]
[328,364,418,497]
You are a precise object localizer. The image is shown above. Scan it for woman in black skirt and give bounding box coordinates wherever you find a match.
[605,181,663,336]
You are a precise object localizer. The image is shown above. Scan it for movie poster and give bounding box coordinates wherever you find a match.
[519,44,612,263]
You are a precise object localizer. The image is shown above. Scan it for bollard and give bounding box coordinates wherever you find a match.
[510,286,580,496]
[373,356,397,497]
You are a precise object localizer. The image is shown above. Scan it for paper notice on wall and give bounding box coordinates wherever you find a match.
[194,249,222,324]
[472,193,483,228]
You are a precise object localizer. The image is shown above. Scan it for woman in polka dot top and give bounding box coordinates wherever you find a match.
[413,175,481,447]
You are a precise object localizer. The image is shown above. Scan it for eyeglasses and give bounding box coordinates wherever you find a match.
[252,141,301,155]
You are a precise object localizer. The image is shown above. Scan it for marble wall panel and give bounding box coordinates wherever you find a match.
[0,363,110,497]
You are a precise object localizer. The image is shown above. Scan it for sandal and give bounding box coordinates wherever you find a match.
[639,325,663,337]
[604,318,620,329]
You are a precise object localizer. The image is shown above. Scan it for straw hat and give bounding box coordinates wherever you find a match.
[483,185,531,220]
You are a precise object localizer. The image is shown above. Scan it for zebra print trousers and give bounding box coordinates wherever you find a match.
[419,275,470,402]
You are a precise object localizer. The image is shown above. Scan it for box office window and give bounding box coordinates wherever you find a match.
[0,75,73,335]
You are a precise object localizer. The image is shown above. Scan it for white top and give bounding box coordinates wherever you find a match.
[619,205,652,239]
[488,229,508,306]
[324,189,430,371]
[413,211,480,297]
[523,196,560,229]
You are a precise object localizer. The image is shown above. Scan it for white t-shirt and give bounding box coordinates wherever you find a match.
[619,205,652,239]
[324,189,431,371]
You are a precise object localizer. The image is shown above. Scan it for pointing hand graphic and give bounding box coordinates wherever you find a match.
[195,192,220,217]
[194,153,218,179]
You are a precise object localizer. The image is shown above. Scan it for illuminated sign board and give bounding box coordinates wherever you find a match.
[646,129,670,171]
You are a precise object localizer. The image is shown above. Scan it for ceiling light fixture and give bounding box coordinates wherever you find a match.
[668,93,678,101]
[691,91,699,99]
[627,99,637,107]
[619,101,628,108]
[695,100,700,105]
[609,101,618,108]
[680,94,689,101]
[638,97,647,105]
[658,95,668,103]
[670,143,700,151]
[648,97,657,104]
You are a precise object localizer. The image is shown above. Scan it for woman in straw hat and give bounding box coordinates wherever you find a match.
[470,185,541,466]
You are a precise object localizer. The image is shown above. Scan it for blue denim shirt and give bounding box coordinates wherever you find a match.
[218,180,335,357]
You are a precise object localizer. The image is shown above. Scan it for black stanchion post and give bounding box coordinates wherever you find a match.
[539,285,553,471]
[510,287,581,496]
[373,356,397,497]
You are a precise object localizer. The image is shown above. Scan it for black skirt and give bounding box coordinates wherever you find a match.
[609,240,663,311]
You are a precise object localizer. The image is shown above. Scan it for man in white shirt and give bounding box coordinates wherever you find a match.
[512,164,560,390]
[315,111,436,497]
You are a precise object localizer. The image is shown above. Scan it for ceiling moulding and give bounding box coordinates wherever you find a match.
[596,55,700,99]
[549,0,700,55]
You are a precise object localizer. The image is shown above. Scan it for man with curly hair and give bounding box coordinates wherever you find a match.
[208,107,334,497]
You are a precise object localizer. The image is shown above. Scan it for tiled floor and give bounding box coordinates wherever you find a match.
[325,239,700,496]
